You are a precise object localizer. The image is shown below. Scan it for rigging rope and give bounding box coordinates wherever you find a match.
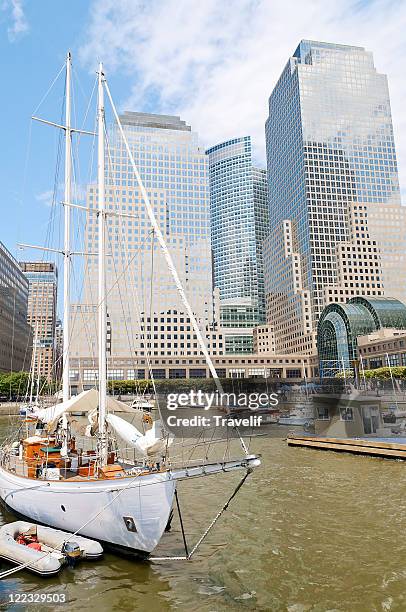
[150,469,252,562]
[32,63,66,117]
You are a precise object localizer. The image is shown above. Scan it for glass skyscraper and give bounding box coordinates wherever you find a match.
[264,40,405,354]
[70,112,222,368]
[206,137,268,353]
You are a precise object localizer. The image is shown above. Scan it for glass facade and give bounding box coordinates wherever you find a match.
[206,137,268,322]
[265,40,402,350]
[71,112,222,361]
[318,302,376,368]
[206,137,268,354]
[317,296,406,376]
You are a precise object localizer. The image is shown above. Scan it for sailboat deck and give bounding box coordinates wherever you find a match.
[3,449,159,482]
[6,454,77,480]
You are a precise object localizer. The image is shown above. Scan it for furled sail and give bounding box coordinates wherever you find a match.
[35,389,134,432]
[106,413,173,457]
[36,389,134,422]
[35,389,93,424]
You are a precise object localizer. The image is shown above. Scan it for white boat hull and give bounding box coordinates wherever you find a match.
[0,467,175,555]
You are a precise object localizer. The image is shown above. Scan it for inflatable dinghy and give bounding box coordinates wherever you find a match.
[0,521,103,576]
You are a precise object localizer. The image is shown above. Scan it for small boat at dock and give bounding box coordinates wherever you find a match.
[278,406,315,426]
[0,521,103,576]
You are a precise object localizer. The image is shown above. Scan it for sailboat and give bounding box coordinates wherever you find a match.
[0,54,260,557]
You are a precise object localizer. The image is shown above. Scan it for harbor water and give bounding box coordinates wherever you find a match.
[0,417,405,611]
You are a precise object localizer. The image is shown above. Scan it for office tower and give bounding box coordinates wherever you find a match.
[70,112,222,375]
[264,40,406,354]
[206,137,268,353]
[0,243,32,372]
[20,262,58,381]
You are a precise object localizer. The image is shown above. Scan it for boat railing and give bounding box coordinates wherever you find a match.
[0,444,163,480]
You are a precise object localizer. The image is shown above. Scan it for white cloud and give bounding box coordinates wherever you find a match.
[3,0,29,41]
[35,183,87,208]
[35,190,54,208]
[79,0,406,195]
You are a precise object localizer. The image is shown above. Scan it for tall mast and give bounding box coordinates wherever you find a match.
[36,353,41,404]
[62,52,72,403]
[29,323,39,405]
[97,63,107,465]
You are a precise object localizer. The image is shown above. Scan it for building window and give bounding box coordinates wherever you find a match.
[340,407,354,421]
[189,369,207,378]
[317,406,330,420]
[248,368,266,377]
[229,368,245,378]
[387,354,400,367]
[83,369,98,381]
[286,369,302,379]
[214,369,226,378]
[169,369,186,379]
[127,369,146,380]
[107,369,124,380]
[152,369,166,379]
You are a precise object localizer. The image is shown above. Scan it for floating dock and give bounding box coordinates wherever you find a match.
[287,435,406,460]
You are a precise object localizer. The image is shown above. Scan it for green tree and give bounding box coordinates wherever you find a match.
[363,366,406,380]
[0,372,30,398]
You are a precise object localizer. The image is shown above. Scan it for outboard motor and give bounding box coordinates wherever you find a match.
[62,541,81,566]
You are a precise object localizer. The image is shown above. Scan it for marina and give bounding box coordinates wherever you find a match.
[0,3,405,609]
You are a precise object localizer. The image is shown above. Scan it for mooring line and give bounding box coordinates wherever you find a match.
[150,469,252,562]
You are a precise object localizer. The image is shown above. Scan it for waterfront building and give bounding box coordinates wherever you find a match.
[68,351,316,393]
[317,296,406,376]
[20,262,58,382]
[0,243,32,372]
[206,137,268,353]
[357,328,406,370]
[264,40,406,354]
[70,112,220,371]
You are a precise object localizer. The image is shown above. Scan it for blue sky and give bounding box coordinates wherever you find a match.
[0,1,128,262]
[0,1,92,259]
[1,0,406,264]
